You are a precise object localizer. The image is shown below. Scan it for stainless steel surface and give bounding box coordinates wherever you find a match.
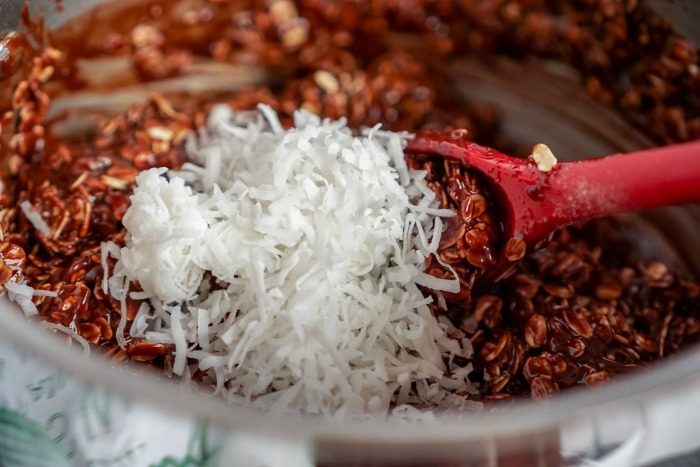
[0,1,698,465]
[0,0,23,30]
[648,0,700,41]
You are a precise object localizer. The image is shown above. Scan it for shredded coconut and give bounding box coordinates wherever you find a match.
[19,200,50,235]
[105,104,476,417]
[5,278,56,317]
[41,321,91,356]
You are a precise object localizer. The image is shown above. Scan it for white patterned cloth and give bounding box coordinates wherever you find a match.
[0,337,312,467]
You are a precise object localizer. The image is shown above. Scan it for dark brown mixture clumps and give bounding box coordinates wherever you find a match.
[0,0,699,402]
[476,222,700,399]
[409,156,502,303]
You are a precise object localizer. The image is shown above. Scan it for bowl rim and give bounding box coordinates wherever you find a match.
[2,295,700,442]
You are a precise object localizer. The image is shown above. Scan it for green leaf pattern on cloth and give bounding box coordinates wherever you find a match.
[151,424,220,467]
[0,406,71,467]
[0,336,314,466]
[0,337,221,467]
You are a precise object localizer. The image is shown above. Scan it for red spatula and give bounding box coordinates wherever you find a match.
[406,132,700,280]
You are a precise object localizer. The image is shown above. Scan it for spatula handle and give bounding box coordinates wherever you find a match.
[552,140,700,218]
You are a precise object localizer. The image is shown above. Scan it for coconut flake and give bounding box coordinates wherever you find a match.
[168,304,187,376]
[19,200,50,235]
[6,280,35,298]
[41,322,90,355]
[31,289,58,297]
[11,294,38,317]
[130,302,152,338]
[6,279,56,317]
[100,241,121,294]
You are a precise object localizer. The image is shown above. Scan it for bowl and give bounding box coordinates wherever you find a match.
[0,1,699,465]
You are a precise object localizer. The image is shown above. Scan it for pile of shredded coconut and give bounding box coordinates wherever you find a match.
[103,104,480,417]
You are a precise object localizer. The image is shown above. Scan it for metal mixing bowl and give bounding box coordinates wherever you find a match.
[0,1,698,465]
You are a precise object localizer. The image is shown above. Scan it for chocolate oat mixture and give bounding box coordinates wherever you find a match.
[1,0,699,403]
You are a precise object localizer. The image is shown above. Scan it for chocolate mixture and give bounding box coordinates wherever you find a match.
[1,0,699,403]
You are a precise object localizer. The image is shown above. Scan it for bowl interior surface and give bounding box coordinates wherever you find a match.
[0,0,699,452]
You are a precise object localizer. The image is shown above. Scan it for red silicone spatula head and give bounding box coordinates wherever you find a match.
[405,131,700,281]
